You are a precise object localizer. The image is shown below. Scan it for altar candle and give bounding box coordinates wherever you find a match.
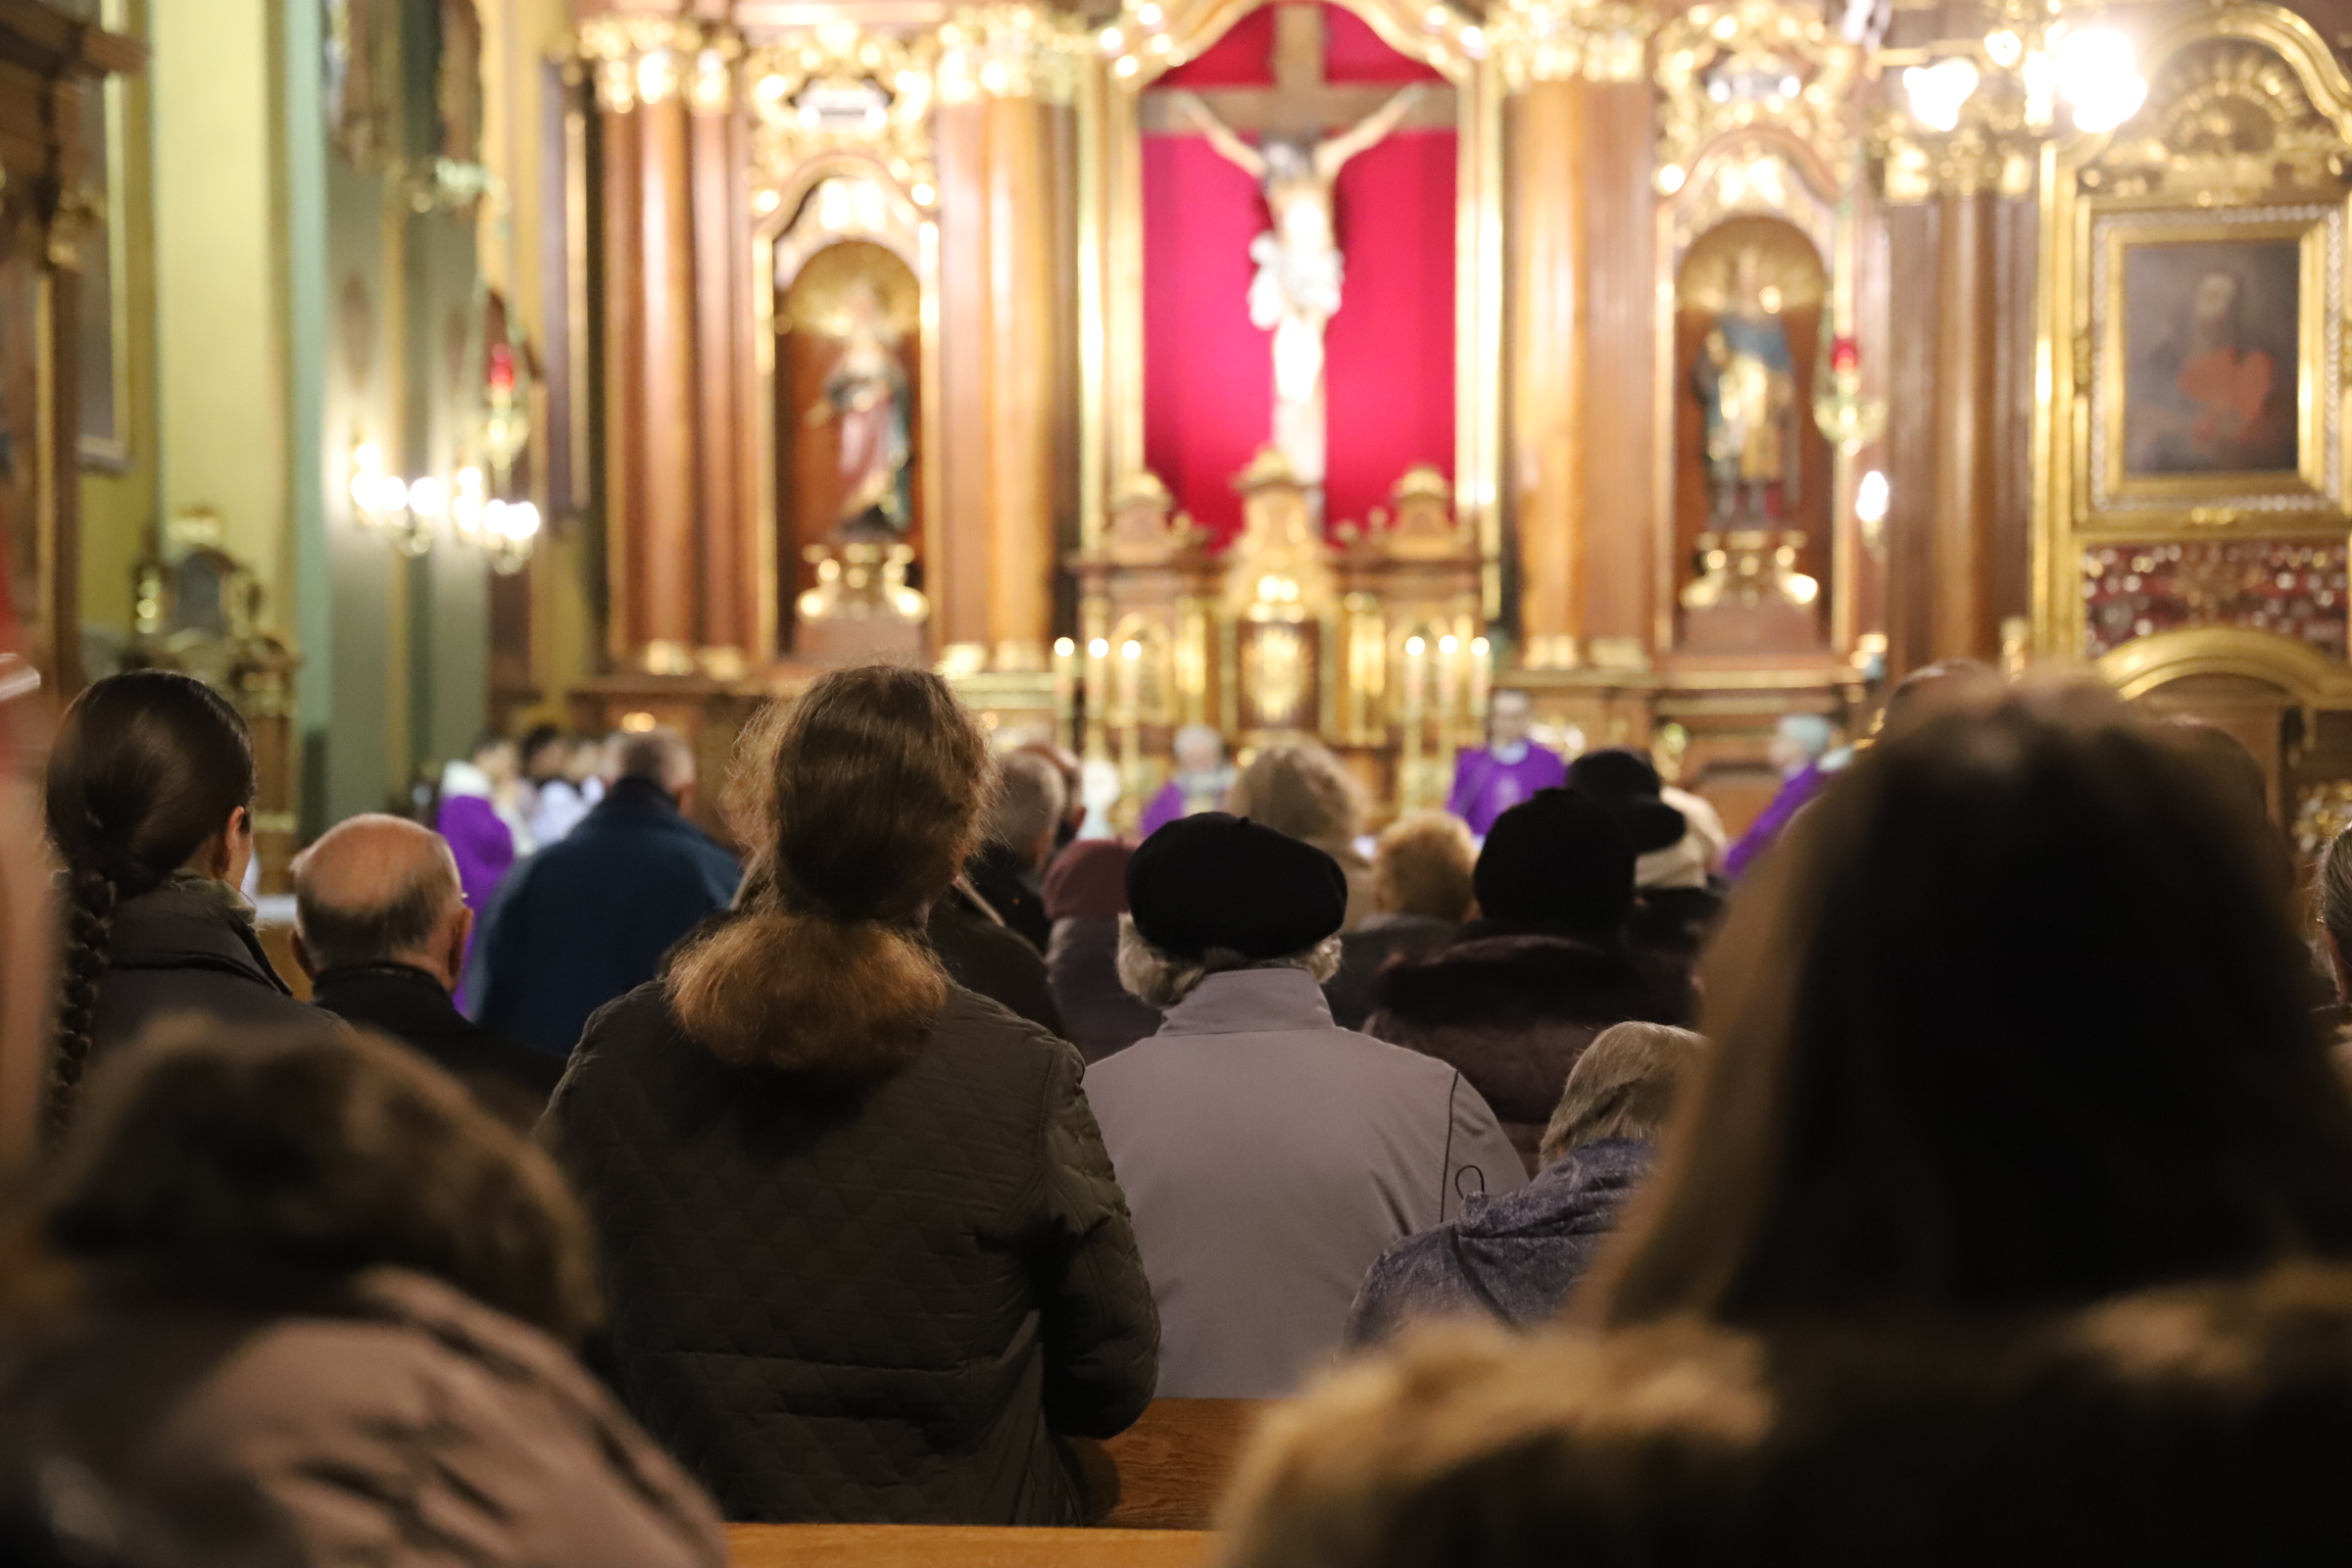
[1118,638,1143,805]
[1402,634,1428,808]
[1085,636,1110,761]
[1053,637,1077,753]
[1469,635,1492,731]
[1436,632,1462,749]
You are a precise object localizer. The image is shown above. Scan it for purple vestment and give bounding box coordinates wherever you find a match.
[436,794,516,923]
[1446,744,1568,838]
[1138,768,1236,839]
[1723,760,1832,879]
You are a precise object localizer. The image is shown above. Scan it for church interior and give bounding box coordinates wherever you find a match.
[14,0,2352,858]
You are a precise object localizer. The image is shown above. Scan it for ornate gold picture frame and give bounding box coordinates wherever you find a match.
[2083,200,2340,527]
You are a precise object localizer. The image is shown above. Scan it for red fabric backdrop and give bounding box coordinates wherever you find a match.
[1141,3,1453,545]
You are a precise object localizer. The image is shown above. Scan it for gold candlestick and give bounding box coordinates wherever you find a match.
[1052,638,1078,754]
[1401,634,1428,811]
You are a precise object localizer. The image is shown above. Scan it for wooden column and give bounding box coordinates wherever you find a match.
[1883,201,1938,678]
[596,68,645,665]
[636,89,698,662]
[937,67,1069,673]
[1929,187,1997,664]
[1579,76,1654,666]
[1507,78,1587,668]
[689,86,748,657]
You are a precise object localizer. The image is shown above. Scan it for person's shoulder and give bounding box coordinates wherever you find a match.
[1372,934,1673,1031]
[927,982,1079,1074]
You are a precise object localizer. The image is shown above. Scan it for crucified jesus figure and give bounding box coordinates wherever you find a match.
[1169,82,1427,491]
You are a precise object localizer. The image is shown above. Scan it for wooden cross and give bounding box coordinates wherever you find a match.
[1134,3,1456,141]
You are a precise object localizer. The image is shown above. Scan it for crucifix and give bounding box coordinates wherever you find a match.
[1150,4,1446,497]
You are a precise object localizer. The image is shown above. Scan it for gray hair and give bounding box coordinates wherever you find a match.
[2323,826,2352,961]
[1538,1021,1706,1166]
[614,727,695,791]
[1114,914,1341,1010]
[988,749,1068,855]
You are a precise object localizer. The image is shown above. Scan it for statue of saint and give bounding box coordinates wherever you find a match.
[804,279,911,536]
[1691,248,1800,520]
[1168,83,1428,488]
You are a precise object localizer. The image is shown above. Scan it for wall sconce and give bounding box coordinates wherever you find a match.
[348,440,438,558]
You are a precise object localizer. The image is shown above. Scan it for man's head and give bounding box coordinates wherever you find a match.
[472,733,520,787]
[1173,724,1227,776]
[290,813,471,990]
[613,726,697,808]
[987,749,1069,873]
[564,735,607,784]
[1118,812,1348,1008]
[1489,689,1534,749]
[520,722,566,783]
[1768,712,1836,776]
[1372,811,1477,923]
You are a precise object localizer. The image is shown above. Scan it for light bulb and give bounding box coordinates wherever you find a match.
[1902,57,1980,133]
[1856,469,1890,525]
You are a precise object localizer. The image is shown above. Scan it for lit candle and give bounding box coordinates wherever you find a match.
[1469,635,1492,735]
[1118,638,1144,814]
[1052,637,1077,753]
[1085,635,1111,762]
[1402,634,1428,809]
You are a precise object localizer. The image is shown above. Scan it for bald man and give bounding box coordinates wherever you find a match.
[294,813,562,1119]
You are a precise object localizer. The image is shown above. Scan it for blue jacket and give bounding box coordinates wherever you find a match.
[471,778,740,1054]
[1344,1137,1653,1346]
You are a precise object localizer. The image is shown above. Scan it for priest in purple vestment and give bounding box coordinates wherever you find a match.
[1723,712,1849,878]
[1447,690,1568,838]
[1139,724,1238,839]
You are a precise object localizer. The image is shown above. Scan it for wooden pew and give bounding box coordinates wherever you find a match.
[728,1526,1212,1568]
[1102,1399,1271,1531]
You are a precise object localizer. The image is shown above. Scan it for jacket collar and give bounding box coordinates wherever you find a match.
[591,774,682,822]
[310,959,448,997]
[1155,966,1334,1037]
[109,877,293,996]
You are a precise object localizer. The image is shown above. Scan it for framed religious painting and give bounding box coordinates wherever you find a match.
[2082,201,2342,530]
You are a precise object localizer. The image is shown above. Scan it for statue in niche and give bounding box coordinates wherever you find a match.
[1169,82,1426,490]
[804,279,911,537]
[1691,247,1801,519]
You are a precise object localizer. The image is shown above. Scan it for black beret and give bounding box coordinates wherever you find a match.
[1566,748,1689,855]
[1127,812,1348,960]
[1474,788,1637,942]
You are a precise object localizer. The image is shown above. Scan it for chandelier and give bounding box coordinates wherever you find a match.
[1892,0,2146,146]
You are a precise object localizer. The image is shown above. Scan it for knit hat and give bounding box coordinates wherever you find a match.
[1127,812,1348,960]
[1566,749,1690,856]
[1473,788,1637,942]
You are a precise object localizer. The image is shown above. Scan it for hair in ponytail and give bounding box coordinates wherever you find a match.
[668,663,997,1076]
[44,671,256,1134]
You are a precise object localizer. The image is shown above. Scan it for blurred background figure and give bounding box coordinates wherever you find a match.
[435,732,528,931]
[1225,740,1375,929]
[1446,689,1566,839]
[44,671,314,1134]
[523,725,599,847]
[1138,724,1238,838]
[0,1022,725,1568]
[1722,712,1848,878]
[1367,790,1692,1169]
[1570,749,1728,960]
[471,727,738,1056]
[1324,811,1476,1031]
[292,813,561,1124]
[1348,1021,1705,1345]
[1012,740,1086,857]
[1042,840,1161,1061]
[963,749,1066,953]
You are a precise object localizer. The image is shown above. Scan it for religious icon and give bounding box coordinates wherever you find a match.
[803,279,912,537]
[1690,247,1801,520]
[1166,82,1427,490]
[2123,239,2300,476]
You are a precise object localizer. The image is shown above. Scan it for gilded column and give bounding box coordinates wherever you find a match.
[936,7,1084,672]
[1506,78,1586,668]
[1930,187,1996,664]
[1490,0,1652,668]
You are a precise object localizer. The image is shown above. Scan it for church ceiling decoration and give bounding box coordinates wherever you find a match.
[1483,0,1654,90]
[745,24,941,210]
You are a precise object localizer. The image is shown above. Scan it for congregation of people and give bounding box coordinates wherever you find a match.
[10,652,2352,1564]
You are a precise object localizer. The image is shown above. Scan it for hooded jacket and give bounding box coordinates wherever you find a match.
[0,1266,725,1568]
[1345,1137,1652,1346]
[546,974,1159,1524]
[1365,936,1692,1171]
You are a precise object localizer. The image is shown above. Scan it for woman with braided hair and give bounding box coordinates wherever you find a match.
[44,670,316,1131]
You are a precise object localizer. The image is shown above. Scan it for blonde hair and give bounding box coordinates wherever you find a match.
[1538,1022,1707,1166]
[1372,811,1477,922]
[668,664,996,1076]
[1227,741,1366,846]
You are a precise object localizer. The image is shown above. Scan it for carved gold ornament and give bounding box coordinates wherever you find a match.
[2087,38,2352,198]
[747,24,941,210]
[1654,0,1860,194]
[936,5,1089,106]
[1486,0,1655,90]
[576,17,744,115]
